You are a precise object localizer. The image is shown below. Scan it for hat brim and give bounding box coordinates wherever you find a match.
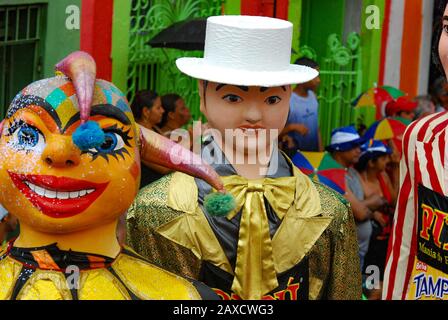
[358,149,392,165]
[176,58,319,87]
[325,137,366,152]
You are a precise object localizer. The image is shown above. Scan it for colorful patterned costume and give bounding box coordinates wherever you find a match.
[0,52,221,300]
[0,242,214,300]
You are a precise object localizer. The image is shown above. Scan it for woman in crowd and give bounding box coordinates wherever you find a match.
[130,90,170,188]
[159,93,192,136]
[355,140,396,300]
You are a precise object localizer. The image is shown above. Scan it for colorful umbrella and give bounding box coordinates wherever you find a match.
[391,116,412,126]
[352,87,395,120]
[363,117,408,154]
[380,85,405,99]
[363,118,407,141]
[292,151,346,194]
[352,87,393,108]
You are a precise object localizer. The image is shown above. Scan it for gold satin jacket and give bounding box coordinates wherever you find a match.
[127,166,362,300]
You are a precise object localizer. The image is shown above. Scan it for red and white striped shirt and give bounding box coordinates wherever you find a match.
[383,111,448,299]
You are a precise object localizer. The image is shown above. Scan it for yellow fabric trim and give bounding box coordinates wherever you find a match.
[162,172,233,274]
[78,268,130,300]
[112,253,201,300]
[17,270,72,300]
[167,172,199,214]
[0,257,23,300]
[272,165,333,274]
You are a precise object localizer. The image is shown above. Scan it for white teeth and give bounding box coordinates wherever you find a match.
[69,191,80,199]
[57,191,69,199]
[44,189,57,199]
[34,185,45,197]
[23,181,94,199]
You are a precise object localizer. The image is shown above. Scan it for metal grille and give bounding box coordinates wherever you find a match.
[127,0,223,121]
[301,33,370,146]
[0,4,44,117]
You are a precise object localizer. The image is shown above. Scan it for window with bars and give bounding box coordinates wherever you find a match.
[0,4,45,117]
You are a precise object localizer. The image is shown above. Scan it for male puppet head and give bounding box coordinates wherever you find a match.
[176,16,319,154]
[0,51,228,234]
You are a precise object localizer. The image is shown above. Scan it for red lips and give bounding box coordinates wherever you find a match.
[8,172,109,218]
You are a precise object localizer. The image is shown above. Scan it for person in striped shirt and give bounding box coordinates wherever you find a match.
[383,0,448,299]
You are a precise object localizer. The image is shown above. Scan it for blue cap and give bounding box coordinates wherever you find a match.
[325,125,366,152]
[358,139,392,164]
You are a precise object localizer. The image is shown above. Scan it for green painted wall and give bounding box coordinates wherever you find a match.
[43,0,81,77]
[360,0,385,91]
[2,0,81,78]
[224,0,240,14]
[300,0,346,64]
[111,0,131,93]
[288,0,302,63]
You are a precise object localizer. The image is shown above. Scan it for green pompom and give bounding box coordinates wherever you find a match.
[204,192,236,217]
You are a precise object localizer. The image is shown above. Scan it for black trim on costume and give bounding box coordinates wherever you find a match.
[121,247,146,261]
[62,272,79,300]
[107,266,141,300]
[10,266,35,300]
[188,277,221,300]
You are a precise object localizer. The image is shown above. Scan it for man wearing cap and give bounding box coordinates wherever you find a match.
[327,126,387,274]
[385,97,418,122]
[127,15,361,300]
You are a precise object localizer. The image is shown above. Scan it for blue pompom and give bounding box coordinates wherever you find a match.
[72,121,105,151]
[204,192,236,217]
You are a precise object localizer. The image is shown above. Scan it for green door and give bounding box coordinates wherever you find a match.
[0,4,45,116]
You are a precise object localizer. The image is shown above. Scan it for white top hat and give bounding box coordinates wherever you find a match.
[176,15,318,87]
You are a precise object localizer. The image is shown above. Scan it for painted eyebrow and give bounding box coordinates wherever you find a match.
[215,84,249,92]
[7,94,62,129]
[63,104,131,132]
[260,86,287,92]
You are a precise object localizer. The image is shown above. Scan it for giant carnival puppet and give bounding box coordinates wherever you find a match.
[127,15,362,300]
[383,0,448,300]
[0,51,227,300]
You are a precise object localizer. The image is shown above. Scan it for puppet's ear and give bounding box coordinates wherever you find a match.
[55,51,96,124]
[138,125,235,216]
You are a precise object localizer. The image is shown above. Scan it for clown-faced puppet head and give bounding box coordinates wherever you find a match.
[0,52,226,239]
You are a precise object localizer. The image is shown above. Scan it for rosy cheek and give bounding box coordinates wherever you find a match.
[129,160,140,181]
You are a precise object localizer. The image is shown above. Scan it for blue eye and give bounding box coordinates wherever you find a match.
[18,126,39,147]
[6,120,45,153]
[96,132,119,153]
[85,124,132,161]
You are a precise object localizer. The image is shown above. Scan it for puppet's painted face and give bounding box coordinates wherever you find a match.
[0,77,140,233]
[199,81,291,154]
